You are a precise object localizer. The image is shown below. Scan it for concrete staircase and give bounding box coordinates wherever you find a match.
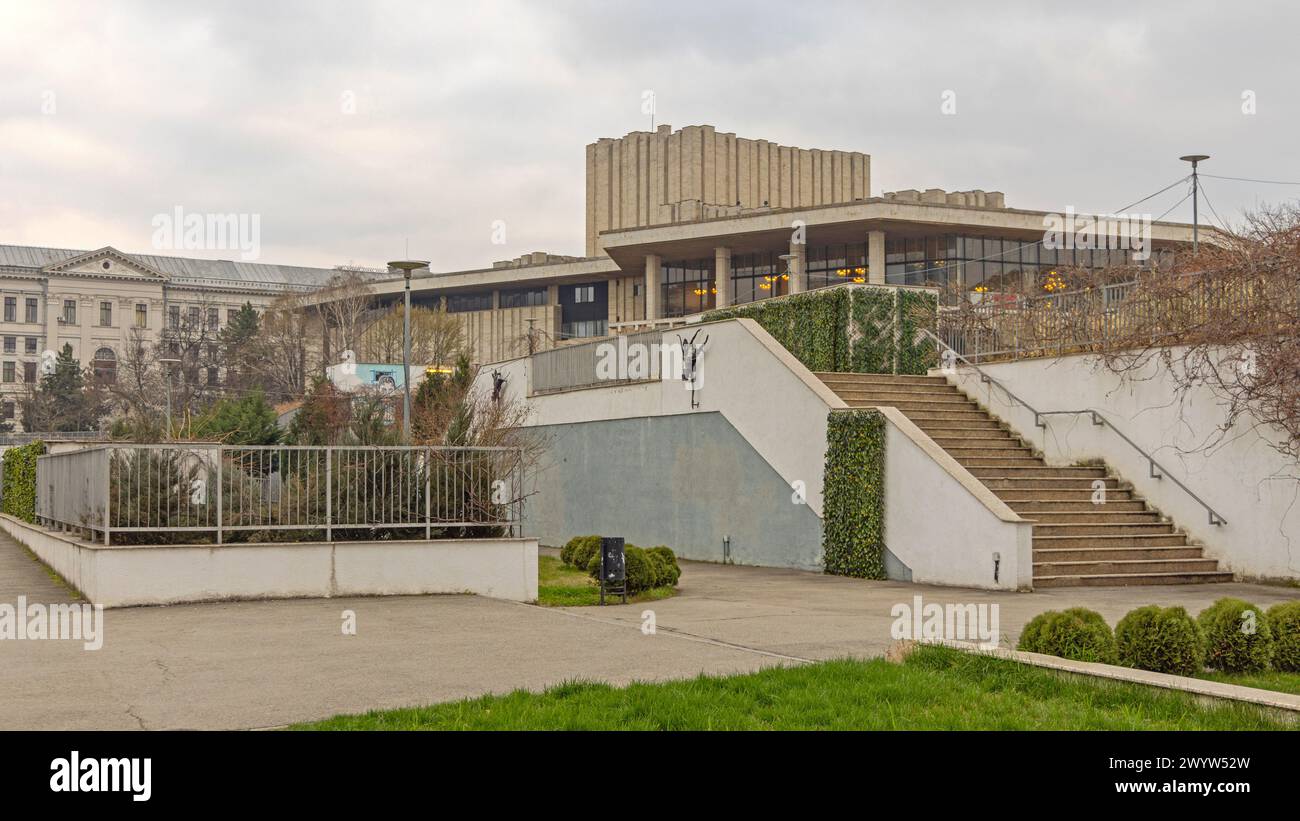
[815,372,1232,588]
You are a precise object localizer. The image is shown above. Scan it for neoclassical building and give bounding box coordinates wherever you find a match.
[0,245,347,425]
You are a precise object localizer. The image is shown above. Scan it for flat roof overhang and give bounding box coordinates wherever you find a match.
[597,198,1214,270]
[304,256,625,307]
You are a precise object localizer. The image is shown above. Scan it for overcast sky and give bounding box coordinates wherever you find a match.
[2,0,1298,272]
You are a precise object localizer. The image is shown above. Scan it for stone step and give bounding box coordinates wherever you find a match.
[1035,571,1234,588]
[998,491,1133,504]
[957,456,1049,468]
[1034,558,1223,576]
[1033,522,1176,536]
[813,372,949,385]
[967,466,1108,479]
[929,435,1025,449]
[944,446,1038,459]
[908,418,1008,431]
[1033,533,1189,549]
[839,374,1229,589]
[985,477,1123,491]
[1033,545,1205,562]
[820,377,961,389]
[831,390,971,404]
[1007,499,1146,512]
[1020,511,1165,525]
[842,400,987,413]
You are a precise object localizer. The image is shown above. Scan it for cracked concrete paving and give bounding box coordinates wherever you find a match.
[1,535,1296,730]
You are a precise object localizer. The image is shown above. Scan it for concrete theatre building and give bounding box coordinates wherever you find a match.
[362,123,1202,354]
[1,123,1204,426]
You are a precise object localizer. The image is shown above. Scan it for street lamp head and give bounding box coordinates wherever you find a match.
[388,260,430,281]
[1179,154,1210,164]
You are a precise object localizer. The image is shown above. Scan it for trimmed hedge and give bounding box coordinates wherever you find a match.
[1266,601,1300,672]
[1,440,45,523]
[822,410,885,579]
[560,535,601,568]
[1115,605,1204,676]
[1198,597,1273,674]
[571,540,681,594]
[1017,608,1117,664]
[587,543,653,594]
[646,546,681,586]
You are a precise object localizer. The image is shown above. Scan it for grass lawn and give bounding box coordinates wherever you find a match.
[536,554,678,607]
[294,645,1295,730]
[1198,669,1300,696]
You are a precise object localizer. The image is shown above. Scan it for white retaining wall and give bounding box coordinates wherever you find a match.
[479,318,1033,589]
[0,514,538,606]
[946,350,1300,582]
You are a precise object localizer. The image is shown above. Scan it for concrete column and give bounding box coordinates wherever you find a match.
[714,247,731,308]
[644,254,662,320]
[788,239,807,294]
[868,230,886,285]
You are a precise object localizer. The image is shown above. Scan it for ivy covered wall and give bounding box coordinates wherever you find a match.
[703,288,851,372]
[1,441,46,524]
[703,285,938,375]
[822,410,886,579]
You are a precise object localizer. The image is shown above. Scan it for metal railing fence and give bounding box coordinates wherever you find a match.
[531,328,664,394]
[938,274,1296,362]
[35,444,525,545]
[919,328,1227,526]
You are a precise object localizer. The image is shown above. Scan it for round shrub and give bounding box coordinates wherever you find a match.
[1016,608,1117,664]
[1114,605,1203,676]
[564,535,601,570]
[587,544,654,593]
[644,552,671,589]
[646,546,680,587]
[1198,597,1273,673]
[1265,601,1300,672]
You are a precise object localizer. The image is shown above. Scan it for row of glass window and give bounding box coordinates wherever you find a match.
[8,298,251,330]
[660,234,1171,314]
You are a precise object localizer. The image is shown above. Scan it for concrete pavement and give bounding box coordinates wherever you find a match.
[1,535,1295,730]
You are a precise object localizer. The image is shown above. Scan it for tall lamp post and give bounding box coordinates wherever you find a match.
[1179,154,1210,254]
[157,356,181,440]
[387,260,429,443]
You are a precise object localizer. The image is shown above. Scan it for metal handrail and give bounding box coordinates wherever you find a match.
[919,328,1227,526]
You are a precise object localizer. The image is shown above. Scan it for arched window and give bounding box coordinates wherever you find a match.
[92,347,117,383]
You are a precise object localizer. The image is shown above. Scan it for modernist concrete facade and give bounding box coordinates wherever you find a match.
[585,124,871,256]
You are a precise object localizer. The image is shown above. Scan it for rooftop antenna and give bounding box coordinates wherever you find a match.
[1179,154,1210,253]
